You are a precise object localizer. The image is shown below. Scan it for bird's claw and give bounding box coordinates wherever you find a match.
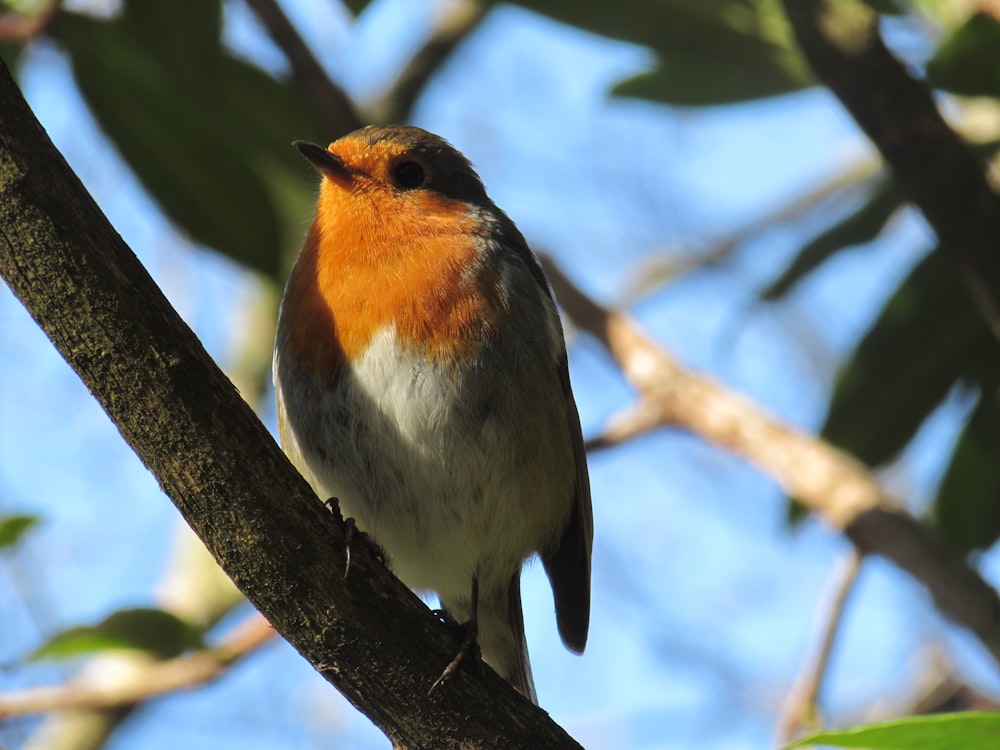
[428,618,481,695]
[340,513,384,579]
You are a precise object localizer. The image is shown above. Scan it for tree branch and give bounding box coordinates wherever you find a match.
[542,258,1000,669]
[583,399,666,452]
[780,0,1000,324]
[244,0,362,137]
[0,60,579,750]
[23,526,247,750]
[0,615,274,717]
[368,0,488,124]
[775,549,862,744]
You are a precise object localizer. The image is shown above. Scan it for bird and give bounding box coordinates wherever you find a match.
[273,125,592,703]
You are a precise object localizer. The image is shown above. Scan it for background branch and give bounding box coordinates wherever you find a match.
[0,615,274,718]
[0,60,578,750]
[367,0,488,124]
[583,399,666,453]
[244,0,361,137]
[775,549,862,744]
[780,0,1000,325]
[542,258,1000,669]
[22,527,246,750]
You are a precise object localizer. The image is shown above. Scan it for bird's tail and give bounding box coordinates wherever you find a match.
[443,571,537,703]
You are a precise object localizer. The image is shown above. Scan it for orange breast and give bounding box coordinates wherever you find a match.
[279,187,509,377]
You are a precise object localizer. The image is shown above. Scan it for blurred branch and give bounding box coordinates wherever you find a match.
[367,0,488,124]
[846,645,1000,726]
[542,258,1000,669]
[0,59,579,749]
[25,524,247,750]
[584,399,665,452]
[907,660,1000,715]
[775,548,862,745]
[620,157,882,304]
[244,0,361,137]
[780,0,1000,332]
[544,258,876,526]
[0,615,274,718]
[0,0,56,41]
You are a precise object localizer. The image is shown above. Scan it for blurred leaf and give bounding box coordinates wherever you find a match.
[786,711,1000,749]
[0,514,39,549]
[822,249,998,467]
[122,0,221,97]
[862,0,906,14]
[0,40,25,67]
[612,52,802,106]
[932,386,1000,553]
[212,55,326,274]
[926,12,1000,99]
[340,0,374,15]
[31,608,204,661]
[764,178,902,300]
[506,0,811,105]
[50,1,322,280]
[2,0,50,12]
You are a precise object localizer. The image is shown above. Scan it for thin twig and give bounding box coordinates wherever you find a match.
[619,157,883,304]
[775,548,863,745]
[0,615,275,717]
[367,0,488,124]
[583,399,666,452]
[244,0,361,137]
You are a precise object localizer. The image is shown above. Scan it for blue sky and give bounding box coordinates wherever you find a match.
[3,1,999,748]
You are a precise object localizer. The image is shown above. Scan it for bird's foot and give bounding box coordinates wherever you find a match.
[428,616,481,695]
[325,498,384,578]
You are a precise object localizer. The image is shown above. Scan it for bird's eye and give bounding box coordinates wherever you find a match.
[391,160,426,189]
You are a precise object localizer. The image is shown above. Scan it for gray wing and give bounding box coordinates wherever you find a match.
[541,353,592,653]
[499,217,593,652]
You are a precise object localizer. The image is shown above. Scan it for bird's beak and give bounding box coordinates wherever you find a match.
[293,140,355,183]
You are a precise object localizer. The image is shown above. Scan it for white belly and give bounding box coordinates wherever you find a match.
[274,326,575,600]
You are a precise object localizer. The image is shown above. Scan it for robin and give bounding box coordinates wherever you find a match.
[273,125,592,703]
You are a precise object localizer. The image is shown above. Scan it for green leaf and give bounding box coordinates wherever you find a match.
[786,711,1000,750]
[932,387,1000,553]
[121,0,221,98]
[31,608,204,661]
[212,55,327,276]
[612,49,804,106]
[506,0,811,105]
[764,178,902,300]
[50,2,322,280]
[0,514,39,549]
[862,0,906,14]
[926,12,1000,99]
[340,0,374,15]
[822,250,999,466]
[0,39,25,68]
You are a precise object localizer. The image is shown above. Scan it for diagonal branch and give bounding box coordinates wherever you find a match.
[0,60,579,750]
[368,0,488,124]
[244,0,362,137]
[780,0,1000,327]
[542,258,1000,669]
